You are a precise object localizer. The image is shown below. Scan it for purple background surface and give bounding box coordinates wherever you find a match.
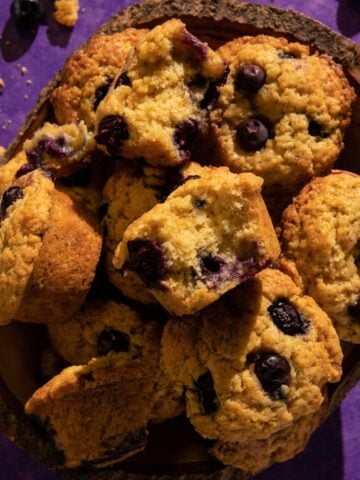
[0,0,359,479]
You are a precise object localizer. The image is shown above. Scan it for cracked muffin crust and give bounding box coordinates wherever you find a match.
[113,169,280,315]
[95,19,227,166]
[51,28,148,129]
[281,172,360,343]
[212,36,355,209]
[161,268,342,448]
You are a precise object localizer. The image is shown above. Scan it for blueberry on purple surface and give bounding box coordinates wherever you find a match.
[194,371,218,415]
[97,329,130,356]
[95,115,129,154]
[180,32,208,60]
[200,255,225,274]
[173,119,200,162]
[126,238,167,288]
[254,352,291,400]
[308,121,329,138]
[236,118,269,151]
[348,300,360,320]
[115,72,131,89]
[235,64,266,92]
[268,298,310,335]
[10,0,44,29]
[93,77,113,111]
[1,186,23,219]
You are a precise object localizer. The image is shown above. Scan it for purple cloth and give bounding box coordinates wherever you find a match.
[0,1,359,479]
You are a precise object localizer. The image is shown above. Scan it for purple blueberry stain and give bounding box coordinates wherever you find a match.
[114,71,131,89]
[25,135,69,172]
[1,186,23,219]
[236,117,269,151]
[95,115,129,155]
[93,77,113,111]
[254,352,291,400]
[126,238,167,289]
[200,254,225,275]
[194,371,218,415]
[180,32,208,60]
[235,64,266,92]
[268,298,310,335]
[97,329,130,356]
[173,119,200,162]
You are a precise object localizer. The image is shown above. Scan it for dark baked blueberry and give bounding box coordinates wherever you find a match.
[180,32,208,60]
[15,162,36,178]
[95,115,129,154]
[173,119,200,162]
[93,77,113,111]
[126,238,167,288]
[192,197,207,208]
[254,352,291,400]
[236,118,269,151]
[308,121,329,138]
[194,371,218,415]
[188,74,208,89]
[278,51,299,59]
[97,203,109,220]
[200,66,230,109]
[97,329,130,356]
[1,186,23,219]
[235,64,266,92]
[115,72,131,89]
[26,136,68,170]
[10,0,44,29]
[200,255,225,274]
[268,298,310,335]
[348,300,360,320]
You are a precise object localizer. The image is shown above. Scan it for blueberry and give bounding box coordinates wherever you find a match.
[15,162,35,178]
[200,255,225,274]
[192,197,207,208]
[268,298,310,335]
[26,136,68,169]
[1,186,23,219]
[93,77,113,111]
[126,239,167,288]
[10,0,44,29]
[199,66,230,109]
[97,329,130,356]
[308,121,329,138]
[348,300,360,320]
[173,119,200,162]
[114,72,131,89]
[188,74,208,89]
[235,64,266,92]
[236,118,269,151]
[180,32,208,60]
[95,115,129,155]
[254,352,291,400]
[194,371,218,415]
[278,51,299,59]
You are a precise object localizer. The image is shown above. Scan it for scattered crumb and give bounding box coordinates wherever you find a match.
[53,0,80,27]
[81,7,86,12]
[26,79,33,86]
[16,64,28,75]
[0,79,4,94]
[24,94,29,100]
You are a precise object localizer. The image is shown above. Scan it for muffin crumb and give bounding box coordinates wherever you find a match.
[53,0,79,27]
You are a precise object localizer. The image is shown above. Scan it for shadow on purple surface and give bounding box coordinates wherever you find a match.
[43,0,73,48]
[0,16,38,62]
[336,0,360,38]
[254,408,344,480]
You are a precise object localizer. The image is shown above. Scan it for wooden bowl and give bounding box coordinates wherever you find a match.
[1,1,359,479]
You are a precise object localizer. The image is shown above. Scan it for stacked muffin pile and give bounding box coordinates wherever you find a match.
[0,19,358,473]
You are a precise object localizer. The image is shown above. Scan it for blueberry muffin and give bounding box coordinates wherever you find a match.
[0,170,102,325]
[51,29,148,129]
[211,36,355,208]
[95,19,227,167]
[113,168,280,315]
[281,172,360,343]
[161,268,342,446]
[26,319,183,468]
[103,161,206,304]
[211,402,326,472]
